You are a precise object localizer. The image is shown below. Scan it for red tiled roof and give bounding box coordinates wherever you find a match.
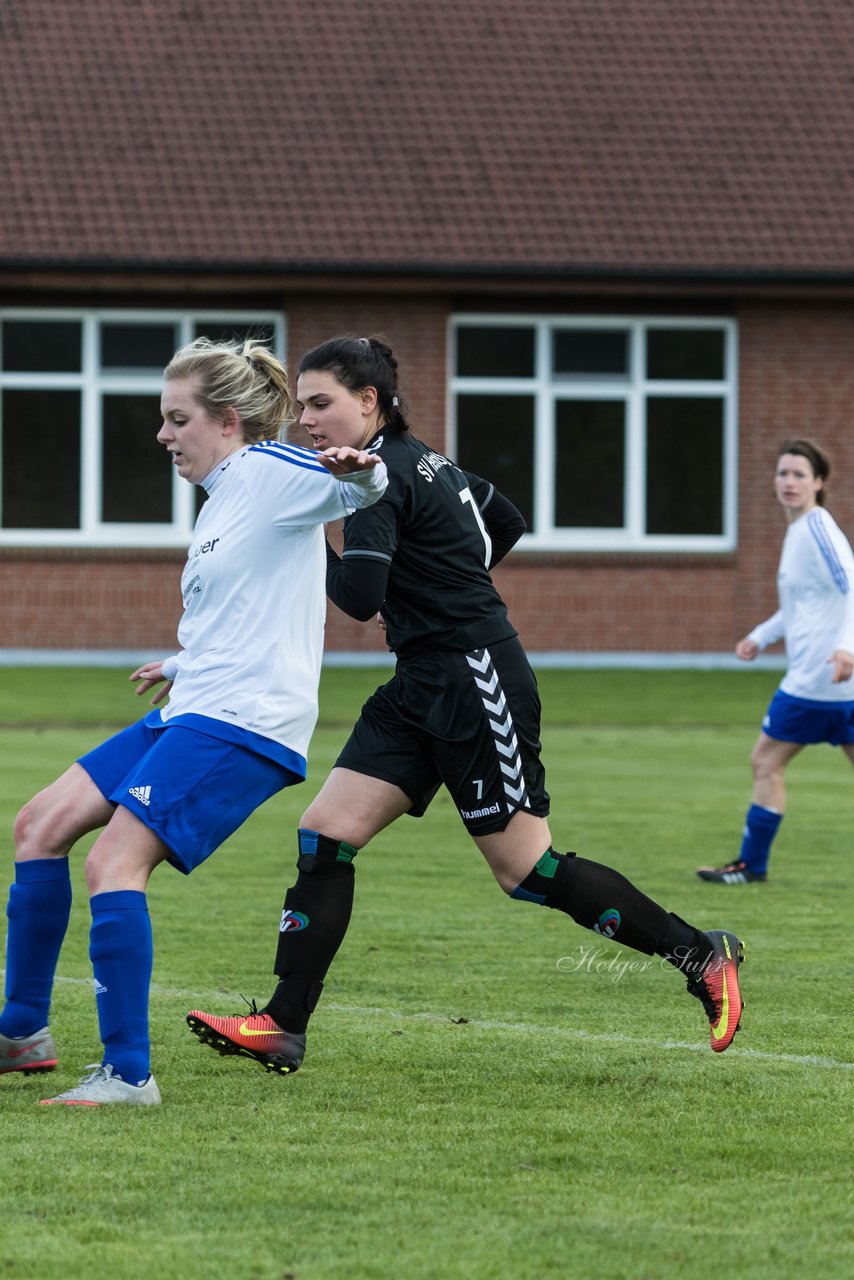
[0,0,852,275]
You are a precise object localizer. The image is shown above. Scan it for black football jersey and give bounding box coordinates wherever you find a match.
[340,431,520,655]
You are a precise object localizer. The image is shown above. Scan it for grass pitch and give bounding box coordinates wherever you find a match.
[0,666,851,1280]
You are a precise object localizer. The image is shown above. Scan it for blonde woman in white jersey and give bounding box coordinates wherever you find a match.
[698,439,854,885]
[0,336,387,1105]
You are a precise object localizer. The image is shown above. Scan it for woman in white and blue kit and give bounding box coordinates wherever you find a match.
[698,439,854,885]
[0,336,387,1104]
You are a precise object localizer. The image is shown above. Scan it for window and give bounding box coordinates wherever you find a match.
[0,310,284,546]
[451,317,737,551]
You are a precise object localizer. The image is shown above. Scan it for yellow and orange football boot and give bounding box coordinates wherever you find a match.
[186,1003,305,1075]
[686,930,745,1052]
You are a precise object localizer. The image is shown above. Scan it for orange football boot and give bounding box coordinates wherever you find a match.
[686,930,745,1052]
[186,1003,305,1075]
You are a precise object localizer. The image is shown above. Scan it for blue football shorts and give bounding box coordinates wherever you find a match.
[78,718,295,874]
[762,688,854,746]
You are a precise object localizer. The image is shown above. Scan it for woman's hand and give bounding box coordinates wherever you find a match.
[317,446,382,475]
[828,648,854,683]
[735,637,759,662]
[129,661,174,705]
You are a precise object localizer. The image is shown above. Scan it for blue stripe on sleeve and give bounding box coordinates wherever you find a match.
[248,441,329,473]
[808,511,849,593]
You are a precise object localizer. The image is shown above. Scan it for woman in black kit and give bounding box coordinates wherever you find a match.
[188,335,746,1071]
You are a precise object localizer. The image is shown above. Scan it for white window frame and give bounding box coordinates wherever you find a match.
[448,314,738,553]
[0,307,285,547]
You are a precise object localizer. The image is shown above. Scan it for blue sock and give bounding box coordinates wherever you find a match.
[89,890,152,1085]
[739,804,783,875]
[0,858,72,1038]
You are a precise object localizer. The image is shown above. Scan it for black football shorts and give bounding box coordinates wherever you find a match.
[335,635,550,835]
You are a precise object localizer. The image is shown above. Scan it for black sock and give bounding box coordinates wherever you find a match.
[514,848,709,964]
[265,830,357,1033]
[657,913,714,978]
[266,975,324,1036]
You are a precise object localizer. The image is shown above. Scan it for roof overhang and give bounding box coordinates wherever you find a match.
[2,259,854,301]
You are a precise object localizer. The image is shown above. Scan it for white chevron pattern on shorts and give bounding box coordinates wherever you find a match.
[474,671,499,696]
[489,712,513,737]
[466,647,531,815]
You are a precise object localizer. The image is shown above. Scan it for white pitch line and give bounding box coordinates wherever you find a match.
[34,973,854,1072]
[322,1003,854,1071]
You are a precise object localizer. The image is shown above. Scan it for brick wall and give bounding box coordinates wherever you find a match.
[734,301,854,642]
[0,551,184,649]
[2,297,852,657]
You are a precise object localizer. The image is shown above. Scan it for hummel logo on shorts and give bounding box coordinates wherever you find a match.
[128,785,151,806]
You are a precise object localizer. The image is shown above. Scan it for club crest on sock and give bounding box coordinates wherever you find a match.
[279,909,309,933]
[593,908,621,939]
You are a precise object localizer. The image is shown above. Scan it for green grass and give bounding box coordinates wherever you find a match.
[0,668,851,1280]
[0,663,783,728]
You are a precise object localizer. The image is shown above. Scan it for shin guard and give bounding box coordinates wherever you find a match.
[267,829,357,1033]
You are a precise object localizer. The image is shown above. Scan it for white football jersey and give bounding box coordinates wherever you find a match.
[749,506,854,702]
[152,441,387,774]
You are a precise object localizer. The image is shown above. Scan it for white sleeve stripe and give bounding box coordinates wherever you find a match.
[808,512,849,593]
